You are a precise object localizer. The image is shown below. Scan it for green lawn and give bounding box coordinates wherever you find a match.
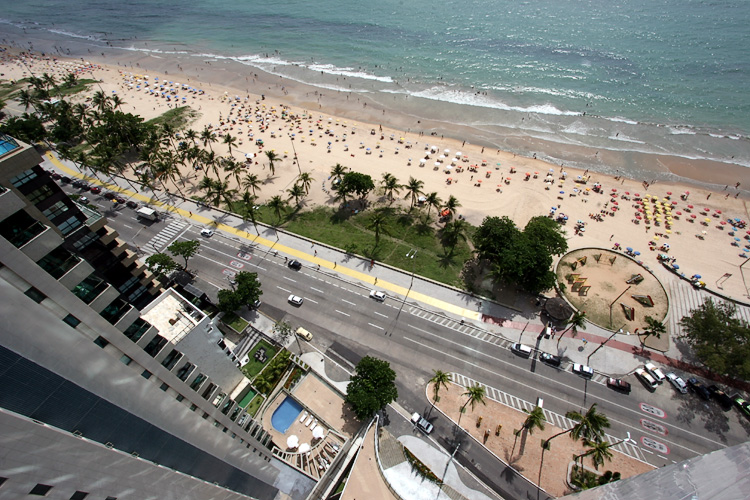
[244,394,264,417]
[145,106,200,130]
[221,312,249,333]
[241,340,278,379]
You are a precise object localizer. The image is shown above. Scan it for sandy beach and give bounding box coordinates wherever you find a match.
[2,48,749,304]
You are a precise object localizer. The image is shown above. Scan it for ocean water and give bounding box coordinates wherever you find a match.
[2,0,749,177]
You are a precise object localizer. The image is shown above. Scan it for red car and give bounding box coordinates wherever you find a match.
[90,186,101,194]
[103,192,115,200]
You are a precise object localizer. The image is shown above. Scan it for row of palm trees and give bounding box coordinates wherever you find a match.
[428,370,619,490]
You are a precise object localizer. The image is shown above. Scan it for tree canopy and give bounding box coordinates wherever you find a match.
[345,356,398,421]
[337,171,375,200]
[679,298,750,379]
[145,253,178,278]
[167,240,200,269]
[475,215,568,294]
[217,271,263,313]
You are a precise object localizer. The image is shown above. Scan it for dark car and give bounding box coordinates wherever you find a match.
[687,377,711,400]
[90,186,102,194]
[126,201,138,209]
[60,176,71,184]
[103,192,116,200]
[607,378,632,394]
[708,385,734,411]
[50,172,61,180]
[72,179,84,187]
[79,183,91,191]
[288,259,302,270]
[114,196,127,204]
[539,352,562,367]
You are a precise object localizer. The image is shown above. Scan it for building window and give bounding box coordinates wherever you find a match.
[93,336,109,348]
[0,210,46,248]
[143,335,167,357]
[71,230,98,251]
[141,370,152,380]
[120,355,132,366]
[10,169,37,188]
[100,297,130,325]
[62,314,81,328]
[42,200,69,220]
[24,287,47,303]
[27,185,54,204]
[160,383,169,391]
[123,318,151,342]
[175,361,194,381]
[190,373,206,391]
[29,483,53,496]
[38,246,80,279]
[57,215,83,235]
[72,274,108,304]
[160,349,182,370]
[176,394,185,402]
[190,404,197,411]
[70,492,89,500]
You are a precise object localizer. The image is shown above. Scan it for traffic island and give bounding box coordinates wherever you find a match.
[429,380,654,497]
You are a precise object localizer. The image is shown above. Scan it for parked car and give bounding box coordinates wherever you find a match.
[295,326,312,341]
[707,385,734,411]
[634,368,658,390]
[288,259,302,270]
[572,363,594,378]
[103,192,115,200]
[733,395,750,419]
[90,186,101,194]
[126,201,138,209]
[79,196,89,205]
[510,343,532,358]
[665,372,688,394]
[50,172,61,180]
[644,362,666,384]
[687,377,711,400]
[200,228,214,237]
[411,412,433,434]
[288,294,303,306]
[79,183,91,191]
[114,196,126,204]
[369,290,386,302]
[607,378,632,394]
[539,352,562,367]
[60,176,71,184]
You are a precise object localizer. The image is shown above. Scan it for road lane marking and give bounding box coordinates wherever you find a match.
[304,297,318,304]
[122,224,133,229]
[277,286,291,293]
[374,311,388,318]
[335,310,350,317]
[283,276,297,282]
[311,287,324,293]
[368,323,384,330]
[342,299,355,305]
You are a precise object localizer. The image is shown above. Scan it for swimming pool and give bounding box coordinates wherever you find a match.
[271,396,303,434]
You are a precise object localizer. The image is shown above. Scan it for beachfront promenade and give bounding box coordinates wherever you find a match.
[46,152,750,498]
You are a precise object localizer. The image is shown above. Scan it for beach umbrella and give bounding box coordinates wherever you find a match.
[704,218,711,223]
[673,264,679,269]
[676,211,682,215]
[477,179,482,183]
[735,237,741,242]
[287,435,299,449]
[298,443,310,454]
[688,205,694,209]
[720,221,727,225]
[626,247,633,252]
[667,191,672,195]
[559,191,565,194]
[611,188,617,192]
[444,149,450,154]
[456,151,462,157]
[312,426,325,439]
[690,214,697,219]
[704,208,710,212]
[716,210,722,214]
[634,251,641,256]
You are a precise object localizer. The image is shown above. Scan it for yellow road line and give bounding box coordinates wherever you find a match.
[46,152,482,320]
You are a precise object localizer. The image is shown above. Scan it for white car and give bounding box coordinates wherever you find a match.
[200,228,214,237]
[635,368,658,390]
[666,372,688,394]
[369,290,386,302]
[510,343,532,358]
[572,363,594,378]
[287,294,303,306]
[411,412,433,434]
[644,362,666,384]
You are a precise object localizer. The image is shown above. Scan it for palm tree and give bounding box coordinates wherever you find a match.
[265,150,280,175]
[198,176,219,205]
[574,438,616,481]
[380,172,402,202]
[511,405,546,458]
[223,158,244,186]
[17,89,37,112]
[330,163,347,182]
[223,133,238,156]
[442,195,462,222]
[458,384,486,425]
[424,192,442,216]
[200,126,216,151]
[297,171,314,194]
[242,173,262,196]
[367,208,390,248]
[641,316,666,343]
[429,370,451,404]
[91,90,112,114]
[239,192,260,234]
[287,183,306,207]
[267,195,287,224]
[403,176,425,209]
[110,94,126,110]
[184,128,198,146]
[439,219,469,254]
[558,310,587,346]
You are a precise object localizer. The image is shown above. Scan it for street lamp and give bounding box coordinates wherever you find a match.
[396,250,418,318]
[609,285,631,328]
[587,326,629,364]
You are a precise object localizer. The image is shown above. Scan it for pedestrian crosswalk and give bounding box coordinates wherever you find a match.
[451,373,647,462]
[142,220,188,255]
[410,307,610,385]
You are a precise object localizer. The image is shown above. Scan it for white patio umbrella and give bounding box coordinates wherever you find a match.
[312,427,325,439]
[444,149,450,154]
[298,443,311,454]
[287,435,299,449]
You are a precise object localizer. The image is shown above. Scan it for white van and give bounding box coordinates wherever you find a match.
[296,327,313,341]
[635,368,658,390]
[510,343,532,358]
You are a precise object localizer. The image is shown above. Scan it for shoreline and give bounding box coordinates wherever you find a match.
[2,25,749,194]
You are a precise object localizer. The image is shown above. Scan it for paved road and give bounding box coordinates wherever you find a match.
[52,161,750,498]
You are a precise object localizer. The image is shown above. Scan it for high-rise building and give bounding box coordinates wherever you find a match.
[0,135,314,499]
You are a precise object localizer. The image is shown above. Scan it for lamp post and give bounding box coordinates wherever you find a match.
[587,326,629,364]
[609,285,631,328]
[396,249,418,318]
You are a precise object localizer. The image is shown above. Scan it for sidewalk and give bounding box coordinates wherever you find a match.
[43,152,735,386]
